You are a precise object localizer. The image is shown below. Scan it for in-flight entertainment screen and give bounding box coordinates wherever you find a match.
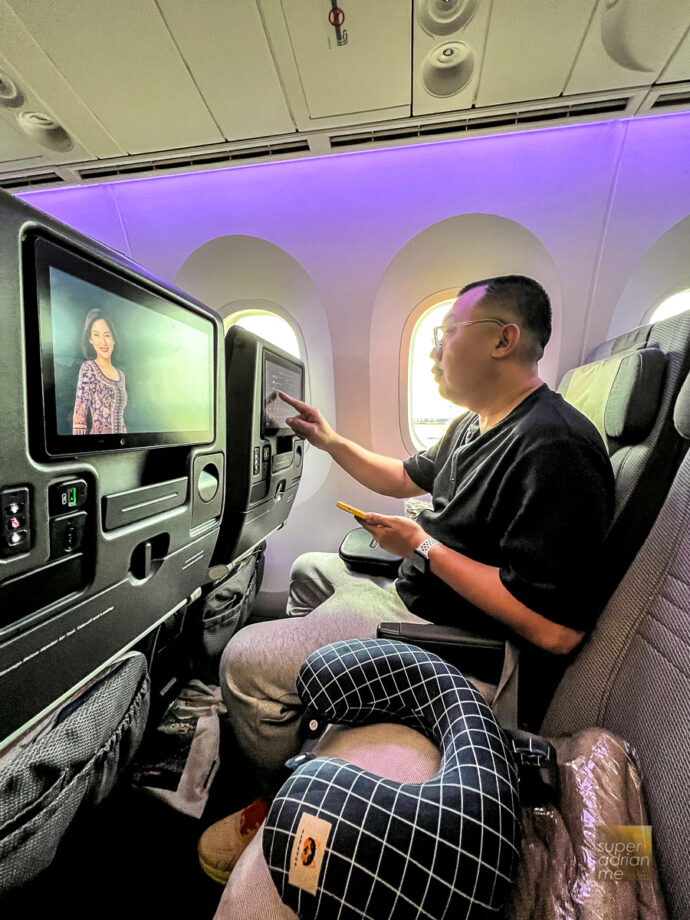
[262,352,304,434]
[30,235,215,456]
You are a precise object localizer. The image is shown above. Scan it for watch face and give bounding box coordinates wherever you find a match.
[412,549,429,575]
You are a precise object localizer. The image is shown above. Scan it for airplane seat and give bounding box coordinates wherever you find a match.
[215,370,690,920]
[211,325,306,570]
[183,326,306,676]
[379,309,690,728]
[558,309,690,602]
[540,369,690,919]
[0,190,227,892]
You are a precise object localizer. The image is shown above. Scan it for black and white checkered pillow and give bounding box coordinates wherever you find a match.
[263,638,521,920]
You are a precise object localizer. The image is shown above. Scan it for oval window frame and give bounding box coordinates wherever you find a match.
[644,288,690,325]
[400,287,470,454]
[222,299,305,361]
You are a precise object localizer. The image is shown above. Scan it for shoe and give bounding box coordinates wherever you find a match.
[198,797,269,884]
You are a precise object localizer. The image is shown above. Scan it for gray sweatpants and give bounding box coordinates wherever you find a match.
[219,552,428,792]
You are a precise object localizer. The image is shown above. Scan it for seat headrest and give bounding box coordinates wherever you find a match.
[263,639,521,920]
[674,373,690,440]
[559,347,667,449]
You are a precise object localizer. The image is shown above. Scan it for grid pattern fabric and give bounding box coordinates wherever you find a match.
[263,639,521,920]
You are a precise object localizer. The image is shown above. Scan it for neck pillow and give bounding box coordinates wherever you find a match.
[262,638,522,920]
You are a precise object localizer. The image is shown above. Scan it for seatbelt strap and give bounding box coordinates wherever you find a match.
[491,640,520,730]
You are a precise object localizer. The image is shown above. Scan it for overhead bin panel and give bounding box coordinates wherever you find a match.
[156,0,294,142]
[565,0,690,95]
[475,0,598,107]
[278,0,411,118]
[657,26,690,83]
[412,0,492,117]
[6,0,223,155]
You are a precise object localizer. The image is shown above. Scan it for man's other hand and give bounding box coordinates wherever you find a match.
[280,392,338,450]
[360,513,428,559]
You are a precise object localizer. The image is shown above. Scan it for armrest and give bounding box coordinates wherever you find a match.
[376,622,506,684]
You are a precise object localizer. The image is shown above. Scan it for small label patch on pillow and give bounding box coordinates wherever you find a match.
[288,812,333,895]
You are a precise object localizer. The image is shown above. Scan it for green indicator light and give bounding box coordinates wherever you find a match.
[69,487,77,506]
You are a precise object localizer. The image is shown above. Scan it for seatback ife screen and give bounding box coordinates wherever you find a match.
[263,353,304,434]
[30,235,215,455]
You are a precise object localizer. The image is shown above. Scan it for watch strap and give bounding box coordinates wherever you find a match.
[415,537,440,559]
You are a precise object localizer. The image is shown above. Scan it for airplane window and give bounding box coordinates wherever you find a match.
[224,309,301,359]
[409,298,469,450]
[648,290,690,324]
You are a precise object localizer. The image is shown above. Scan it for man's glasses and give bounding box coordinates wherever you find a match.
[432,318,507,350]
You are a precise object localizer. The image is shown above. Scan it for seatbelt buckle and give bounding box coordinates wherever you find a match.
[506,728,560,805]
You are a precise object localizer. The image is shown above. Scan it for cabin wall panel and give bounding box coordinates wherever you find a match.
[608,215,690,338]
[586,113,690,351]
[20,184,131,255]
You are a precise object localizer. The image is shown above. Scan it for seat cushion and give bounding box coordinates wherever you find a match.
[559,346,666,448]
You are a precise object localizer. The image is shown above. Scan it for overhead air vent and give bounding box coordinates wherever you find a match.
[649,89,690,111]
[330,97,632,149]
[77,138,310,182]
[0,172,65,191]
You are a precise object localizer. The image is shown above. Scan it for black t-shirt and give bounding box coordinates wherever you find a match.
[398,384,615,637]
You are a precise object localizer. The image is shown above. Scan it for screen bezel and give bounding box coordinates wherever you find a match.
[261,347,305,437]
[27,233,216,457]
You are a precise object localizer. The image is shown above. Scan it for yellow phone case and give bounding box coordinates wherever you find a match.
[336,501,366,520]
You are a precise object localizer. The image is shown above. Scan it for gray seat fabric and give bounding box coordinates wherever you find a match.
[0,652,150,892]
[542,372,690,920]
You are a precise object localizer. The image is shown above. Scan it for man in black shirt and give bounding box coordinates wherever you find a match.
[282,275,613,655]
[208,276,613,876]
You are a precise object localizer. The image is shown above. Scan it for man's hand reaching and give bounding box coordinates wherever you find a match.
[360,513,428,559]
[279,392,339,451]
[278,393,424,499]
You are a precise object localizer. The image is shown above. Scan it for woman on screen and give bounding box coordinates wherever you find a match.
[72,309,128,435]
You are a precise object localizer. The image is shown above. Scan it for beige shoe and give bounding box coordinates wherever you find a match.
[198,797,269,884]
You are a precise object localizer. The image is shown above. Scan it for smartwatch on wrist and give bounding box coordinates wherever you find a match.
[411,537,440,575]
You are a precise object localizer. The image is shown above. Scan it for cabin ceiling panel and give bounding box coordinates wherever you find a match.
[256,0,411,128]
[156,0,295,141]
[0,2,123,161]
[658,26,690,83]
[280,0,411,118]
[0,113,44,161]
[565,0,690,95]
[475,0,598,107]
[4,0,223,155]
[411,0,491,116]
